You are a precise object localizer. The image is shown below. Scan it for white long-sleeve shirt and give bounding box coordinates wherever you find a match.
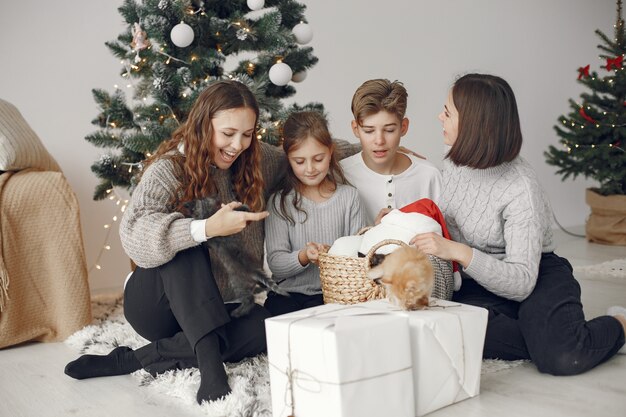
[341,152,442,224]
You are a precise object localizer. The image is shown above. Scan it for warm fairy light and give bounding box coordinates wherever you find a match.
[89,189,129,274]
[257,134,262,139]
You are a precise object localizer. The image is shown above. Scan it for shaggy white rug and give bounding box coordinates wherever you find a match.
[574,258,626,282]
[65,294,526,417]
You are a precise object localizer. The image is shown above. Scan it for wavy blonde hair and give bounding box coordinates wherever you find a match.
[142,80,265,213]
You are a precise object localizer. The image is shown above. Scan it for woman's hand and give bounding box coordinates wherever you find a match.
[204,201,269,237]
[397,146,426,160]
[410,232,473,267]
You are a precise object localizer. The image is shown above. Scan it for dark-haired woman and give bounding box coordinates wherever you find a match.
[411,73,625,376]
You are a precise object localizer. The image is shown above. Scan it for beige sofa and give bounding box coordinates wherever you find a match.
[0,98,91,349]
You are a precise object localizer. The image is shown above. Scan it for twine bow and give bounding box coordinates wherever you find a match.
[271,305,411,417]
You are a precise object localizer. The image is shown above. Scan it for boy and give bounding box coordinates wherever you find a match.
[341,79,442,224]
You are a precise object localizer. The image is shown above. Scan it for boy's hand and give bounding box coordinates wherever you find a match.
[205,201,269,237]
[374,207,393,225]
[398,146,426,160]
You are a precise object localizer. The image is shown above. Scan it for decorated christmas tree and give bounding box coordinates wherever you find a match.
[545,0,626,196]
[87,0,320,200]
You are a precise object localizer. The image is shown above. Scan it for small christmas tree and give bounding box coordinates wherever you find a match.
[87,0,321,200]
[545,0,626,196]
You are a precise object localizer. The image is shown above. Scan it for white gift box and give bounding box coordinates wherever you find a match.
[360,299,488,416]
[265,304,415,417]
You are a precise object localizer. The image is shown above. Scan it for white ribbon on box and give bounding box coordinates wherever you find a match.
[265,304,415,417]
[359,299,488,416]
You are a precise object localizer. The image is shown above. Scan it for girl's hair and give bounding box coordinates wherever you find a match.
[141,80,265,213]
[446,73,523,169]
[351,79,408,125]
[274,111,348,225]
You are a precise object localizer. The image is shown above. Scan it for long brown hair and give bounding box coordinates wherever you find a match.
[274,111,347,225]
[446,73,523,169]
[142,80,264,212]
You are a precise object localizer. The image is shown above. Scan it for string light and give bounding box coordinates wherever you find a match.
[89,188,129,274]
[562,141,625,153]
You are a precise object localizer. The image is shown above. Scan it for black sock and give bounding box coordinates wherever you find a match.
[64,346,142,380]
[195,332,231,404]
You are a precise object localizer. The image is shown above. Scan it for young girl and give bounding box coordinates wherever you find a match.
[411,73,626,376]
[64,81,360,404]
[264,111,366,316]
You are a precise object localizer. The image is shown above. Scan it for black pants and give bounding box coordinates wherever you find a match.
[124,245,270,376]
[264,291,324,316]
[453,252,625,375]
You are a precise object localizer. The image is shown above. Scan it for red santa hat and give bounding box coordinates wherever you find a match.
[400,198,461,290]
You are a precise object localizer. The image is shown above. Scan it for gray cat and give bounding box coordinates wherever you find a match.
[200,200,288,318]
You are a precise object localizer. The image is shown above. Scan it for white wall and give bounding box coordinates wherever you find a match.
[0,0,615,293]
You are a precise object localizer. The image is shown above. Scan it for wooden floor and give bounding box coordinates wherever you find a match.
[1,227,625,417]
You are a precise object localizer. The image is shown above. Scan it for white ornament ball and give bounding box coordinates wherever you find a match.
[269,62,293,86]
[247,0,265,11]
[170,22,194,48]
[292,22,313,45]
[291,70,307,83]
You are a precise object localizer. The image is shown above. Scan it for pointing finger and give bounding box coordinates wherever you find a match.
[243,211,270,222]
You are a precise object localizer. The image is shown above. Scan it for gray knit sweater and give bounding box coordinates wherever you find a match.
[119,140,359,302]
[439,156,555,302]
[265,185,366,295]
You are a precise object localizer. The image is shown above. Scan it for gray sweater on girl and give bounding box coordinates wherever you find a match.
[265,185,366,295]
[439,156,555,302]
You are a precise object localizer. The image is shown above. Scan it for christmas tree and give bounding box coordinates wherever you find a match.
[545,0,626,196]
[87,0,321,200]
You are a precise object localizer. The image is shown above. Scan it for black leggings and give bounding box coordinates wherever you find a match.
[124,245,270,376]
[264,291,324,316]
[453,252,625,375]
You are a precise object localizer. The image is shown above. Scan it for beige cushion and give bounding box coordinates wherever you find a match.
[0,98,60,172]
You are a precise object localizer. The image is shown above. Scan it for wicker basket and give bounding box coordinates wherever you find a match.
[318,239,455,305]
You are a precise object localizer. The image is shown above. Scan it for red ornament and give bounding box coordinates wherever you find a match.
[579,107,597,124]
[577,65,590,79]
[605,55,623,71]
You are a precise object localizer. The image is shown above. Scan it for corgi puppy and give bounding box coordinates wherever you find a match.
[367,246,434,310]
